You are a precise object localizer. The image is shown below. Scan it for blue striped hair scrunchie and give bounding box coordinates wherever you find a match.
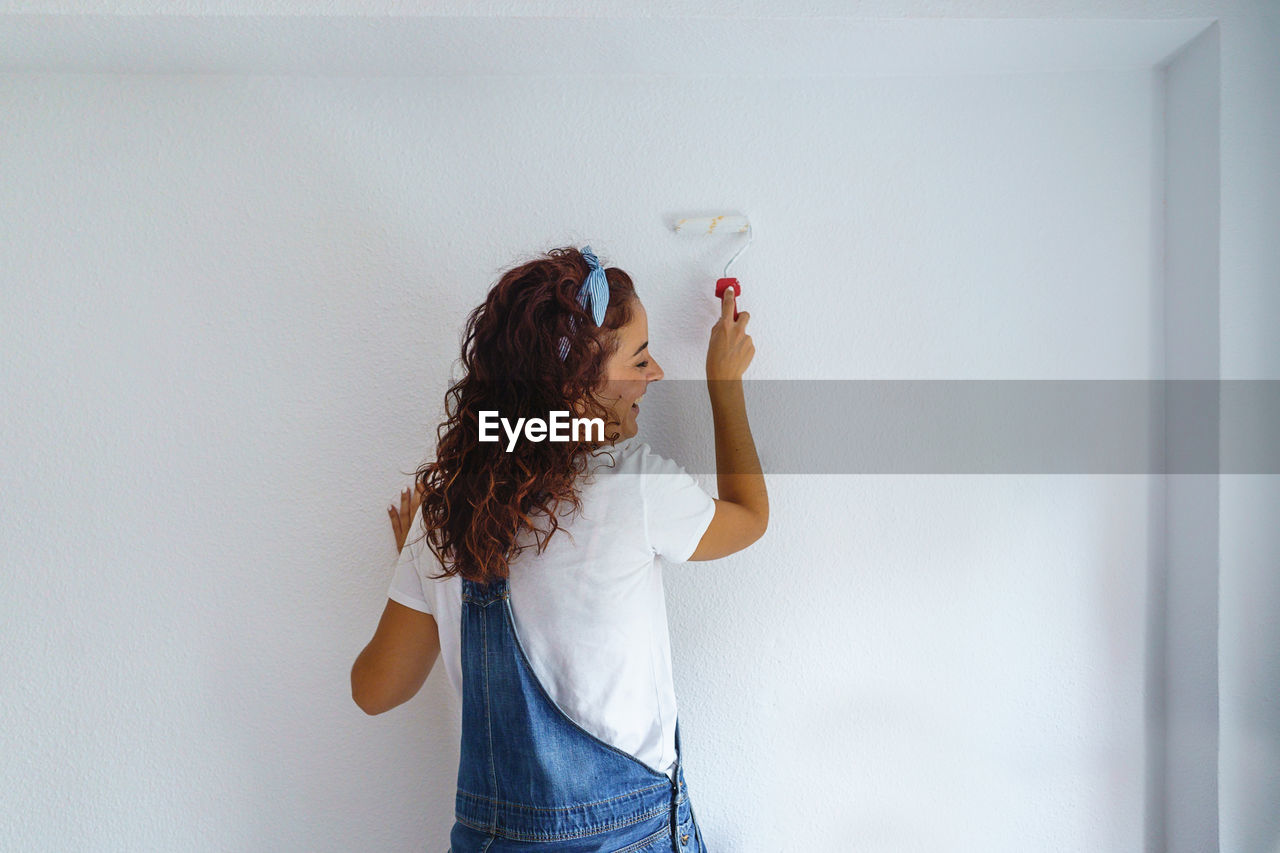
[557,246,609,361]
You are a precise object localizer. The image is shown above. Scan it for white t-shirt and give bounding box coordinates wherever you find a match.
[387,437,716,781]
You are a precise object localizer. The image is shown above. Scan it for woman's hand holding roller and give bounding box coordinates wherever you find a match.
[706,287,754,384]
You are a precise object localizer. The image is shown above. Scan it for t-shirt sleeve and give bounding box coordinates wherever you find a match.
[386,538,433,614]
[639,444,716,562]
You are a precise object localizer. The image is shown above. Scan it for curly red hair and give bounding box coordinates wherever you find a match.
[409,246,638,585]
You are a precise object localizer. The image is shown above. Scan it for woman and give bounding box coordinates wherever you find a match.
[351,246,768,851]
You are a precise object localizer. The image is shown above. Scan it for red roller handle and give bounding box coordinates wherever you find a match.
[715,278,741,321]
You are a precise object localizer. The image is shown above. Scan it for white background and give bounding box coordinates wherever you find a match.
[1,2,1275,852]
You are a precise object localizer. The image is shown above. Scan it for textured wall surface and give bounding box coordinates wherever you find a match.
[0,3,1274,852]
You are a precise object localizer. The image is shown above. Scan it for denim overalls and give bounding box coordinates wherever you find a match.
[447,575,708,852]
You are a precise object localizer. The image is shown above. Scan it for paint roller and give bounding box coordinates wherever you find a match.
[672,214,752,321]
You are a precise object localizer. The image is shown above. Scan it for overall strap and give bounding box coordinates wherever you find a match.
[459,574,508,607]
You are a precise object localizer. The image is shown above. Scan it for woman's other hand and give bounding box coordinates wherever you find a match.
[389,481,426,553]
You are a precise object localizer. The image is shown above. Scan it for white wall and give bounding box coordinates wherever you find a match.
[1164,23,1221,853]
[1213,2,1280,852]
[0,4,1273,852]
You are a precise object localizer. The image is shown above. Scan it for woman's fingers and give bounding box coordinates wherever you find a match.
[390,483,425,547]
[390,487,412,534]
